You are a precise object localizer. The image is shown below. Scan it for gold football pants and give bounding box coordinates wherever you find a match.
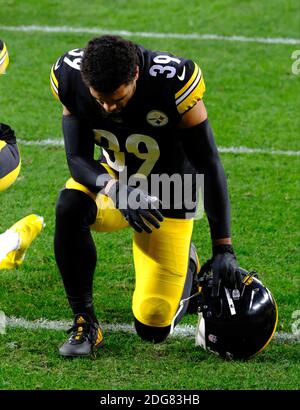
[65,177,194,328]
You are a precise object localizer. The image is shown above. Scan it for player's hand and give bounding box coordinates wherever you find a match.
[200,244,241,295]
[0,123,16,143]
[106,181,164,233]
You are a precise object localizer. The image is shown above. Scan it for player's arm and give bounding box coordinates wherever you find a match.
[172,59,231,243]
[179,100,240,288]
[179,100,231,244]
[62,106,113,193]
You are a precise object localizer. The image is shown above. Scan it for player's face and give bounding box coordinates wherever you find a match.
[90,67,139,114]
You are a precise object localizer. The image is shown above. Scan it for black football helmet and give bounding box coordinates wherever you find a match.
[195,268,278,360]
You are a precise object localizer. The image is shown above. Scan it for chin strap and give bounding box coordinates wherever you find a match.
[170,287,203,334]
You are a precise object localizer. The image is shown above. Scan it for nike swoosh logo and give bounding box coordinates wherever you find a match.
[54,58,61,70]
[177,66,186,81]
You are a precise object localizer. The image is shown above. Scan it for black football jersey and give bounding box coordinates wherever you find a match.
[50,45,206,216]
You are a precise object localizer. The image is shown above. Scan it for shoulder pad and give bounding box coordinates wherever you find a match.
[145,51,205,114]
[174,60,206,114]
[50,48,85,103]
[50,57,61,100]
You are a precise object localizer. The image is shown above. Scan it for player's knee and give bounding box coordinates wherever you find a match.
[134,318,171,343]
[55,189,97,226]
[134,296,172,342]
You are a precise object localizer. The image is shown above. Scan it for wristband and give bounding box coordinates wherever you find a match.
[212,244,235,256]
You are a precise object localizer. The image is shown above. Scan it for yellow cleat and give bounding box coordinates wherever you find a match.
[0,214,44,269]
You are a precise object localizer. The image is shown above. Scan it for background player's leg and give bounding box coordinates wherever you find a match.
[0,215,44,269]
[0,140,20,193]
[0,141,44,269]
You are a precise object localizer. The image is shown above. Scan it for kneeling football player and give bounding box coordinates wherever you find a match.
[51,35,241,357]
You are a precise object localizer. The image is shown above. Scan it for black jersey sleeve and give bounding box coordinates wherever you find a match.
[181,120,231,240]
[62,115,113,193]
[50,57,61,101]
[50,48,85,109]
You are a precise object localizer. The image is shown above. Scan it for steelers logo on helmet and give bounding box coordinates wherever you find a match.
[0,40,9,75]
[195,267,278,360]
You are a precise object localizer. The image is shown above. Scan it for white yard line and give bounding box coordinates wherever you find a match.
[18,139,300,156]
[0,25,299,45]
[19,139,64,147]
[5,316,299,343]
[218,146,300,156]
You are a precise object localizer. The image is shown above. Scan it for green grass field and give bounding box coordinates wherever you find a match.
[0,0,299,391]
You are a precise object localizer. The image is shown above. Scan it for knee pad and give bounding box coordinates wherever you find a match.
[132,294,175,334]
[134,318,171,343]
[136,295,173,328]
[56,189,97,227]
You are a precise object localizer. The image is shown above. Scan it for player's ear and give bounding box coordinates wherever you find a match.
[134,65,139,81]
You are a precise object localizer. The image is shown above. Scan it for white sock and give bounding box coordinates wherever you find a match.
[0,230,20,262]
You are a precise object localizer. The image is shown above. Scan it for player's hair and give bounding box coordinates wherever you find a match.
[81,35,139,94]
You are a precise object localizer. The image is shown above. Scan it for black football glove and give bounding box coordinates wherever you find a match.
[0,123,16,144]
[107,181,164,233]
[200,244,241,296]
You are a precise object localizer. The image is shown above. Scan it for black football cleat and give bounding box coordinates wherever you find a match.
[59,313,103,357]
